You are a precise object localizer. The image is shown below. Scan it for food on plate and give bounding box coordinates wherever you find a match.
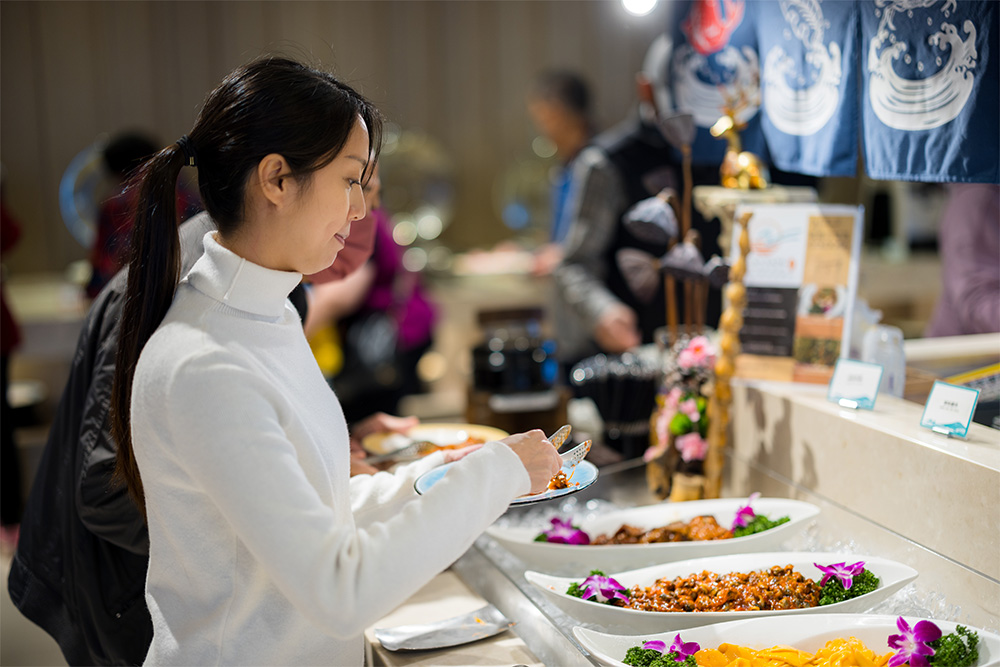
[548,469,570,490]
[621,617,981,667]
[623,565,821,612]
[566,561,879,611]
[593,515,733,544]
[425,435,485,453]
[532,493,790,544]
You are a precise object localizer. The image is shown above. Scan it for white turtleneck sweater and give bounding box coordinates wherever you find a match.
[131,232,530,666]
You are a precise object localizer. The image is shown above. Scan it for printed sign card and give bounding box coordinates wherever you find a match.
[920,381,981,439]
[827,359,883,410]
[731,203,864,385]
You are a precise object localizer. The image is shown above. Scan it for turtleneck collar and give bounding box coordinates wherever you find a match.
[185,232,303,319]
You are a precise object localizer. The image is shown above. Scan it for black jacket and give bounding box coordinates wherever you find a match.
[8,270,152,666]
[8,266,311,666]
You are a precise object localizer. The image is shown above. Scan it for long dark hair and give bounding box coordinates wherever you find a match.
[110,56,383,515]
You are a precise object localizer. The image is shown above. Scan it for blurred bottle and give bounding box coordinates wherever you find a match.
[862,325,906,398]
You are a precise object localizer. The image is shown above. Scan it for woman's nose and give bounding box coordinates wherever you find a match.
[349,185,367,221]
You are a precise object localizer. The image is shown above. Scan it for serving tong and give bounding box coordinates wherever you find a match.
[548,424,591,468]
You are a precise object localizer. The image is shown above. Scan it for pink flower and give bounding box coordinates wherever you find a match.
[814,560,866,589]
[654,388,683,449]
[678,336,716,370]
[539,517,590,545]
[580,574,629,604]
[887,616,941,667]
[669,633,701,660]
[679,398,701,422]
[663,387,683,411]
[731,492,761,530]
[675,432,708,462]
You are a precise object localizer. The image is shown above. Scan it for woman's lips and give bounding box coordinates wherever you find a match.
[333,232,347,246]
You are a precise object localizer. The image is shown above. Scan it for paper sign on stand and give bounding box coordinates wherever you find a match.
[920,381,981,439]
[827,359,883,410]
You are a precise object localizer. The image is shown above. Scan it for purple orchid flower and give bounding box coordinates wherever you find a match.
[731,492,761,531]
[542,517,590,545]
[669,633,701,660]
[814,560,866,590]
[580,574,629,604]
[887,616,942,667]
[640,634,700,662]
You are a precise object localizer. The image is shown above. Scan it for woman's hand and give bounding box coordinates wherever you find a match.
[501,429,562,494]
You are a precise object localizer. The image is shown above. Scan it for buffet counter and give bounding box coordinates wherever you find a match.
[365,374,999,664]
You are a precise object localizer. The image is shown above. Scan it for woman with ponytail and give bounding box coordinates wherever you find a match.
[108,57,561,665]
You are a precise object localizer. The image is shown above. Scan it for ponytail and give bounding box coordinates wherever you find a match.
[110,141,188,518]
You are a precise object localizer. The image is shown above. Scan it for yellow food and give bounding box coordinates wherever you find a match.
[694,637,893,667]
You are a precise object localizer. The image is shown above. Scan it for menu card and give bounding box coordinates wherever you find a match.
[920,381,981,439]
[730,203,864,385]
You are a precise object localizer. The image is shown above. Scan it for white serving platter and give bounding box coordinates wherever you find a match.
[486,496,820,575]
[574,613,1000,667]
[525,551,917,635]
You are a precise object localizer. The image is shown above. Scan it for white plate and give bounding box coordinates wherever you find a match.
[574,613,1000,667]
[526,551,917,635]
[486,497,820,575]
[415,461,599,507]
[363,423,509,456]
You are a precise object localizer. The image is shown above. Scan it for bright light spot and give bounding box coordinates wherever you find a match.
[392,218,418,246]
[531,136,557,159]
[402,246,428,272]
[416,212,443,240]
[622,0,657,16]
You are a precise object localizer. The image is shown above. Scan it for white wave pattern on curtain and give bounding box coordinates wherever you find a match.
[868,0,979,130]
[763,0,843,136]
[672,44,761,128]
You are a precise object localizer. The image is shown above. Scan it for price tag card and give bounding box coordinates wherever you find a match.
[827,359,884,410]
[920,381,981,438]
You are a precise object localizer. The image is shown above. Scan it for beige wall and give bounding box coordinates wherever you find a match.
[0,0,665,275]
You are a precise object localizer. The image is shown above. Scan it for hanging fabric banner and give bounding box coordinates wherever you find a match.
[661,0,767,167]
[861,0,999,183]
[757,0,860,177]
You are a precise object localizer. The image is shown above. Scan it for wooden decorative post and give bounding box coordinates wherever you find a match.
[703,211,751,499]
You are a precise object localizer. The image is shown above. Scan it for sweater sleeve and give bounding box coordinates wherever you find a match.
[146,352,530,638]
[348,451,446,525]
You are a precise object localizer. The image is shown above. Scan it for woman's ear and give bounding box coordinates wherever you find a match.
[256,153,292,208]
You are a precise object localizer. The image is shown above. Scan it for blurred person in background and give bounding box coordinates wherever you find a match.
[87,131,201,299]
[1,174,24,551]
[550,38,680,369]
[304,159,437,425]
[925,183,1000,338]
[527,69,596,276]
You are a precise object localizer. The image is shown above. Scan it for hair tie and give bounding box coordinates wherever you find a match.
[176,135,197,167]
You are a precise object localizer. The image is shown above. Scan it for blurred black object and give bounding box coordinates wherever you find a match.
[471,308,558,395]
[570,353,660,459]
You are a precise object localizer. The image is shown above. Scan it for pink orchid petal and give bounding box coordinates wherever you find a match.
[669,633,701,659]
[642,640,667,653]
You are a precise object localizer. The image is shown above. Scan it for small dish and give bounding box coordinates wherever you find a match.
[415,460,599,507]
